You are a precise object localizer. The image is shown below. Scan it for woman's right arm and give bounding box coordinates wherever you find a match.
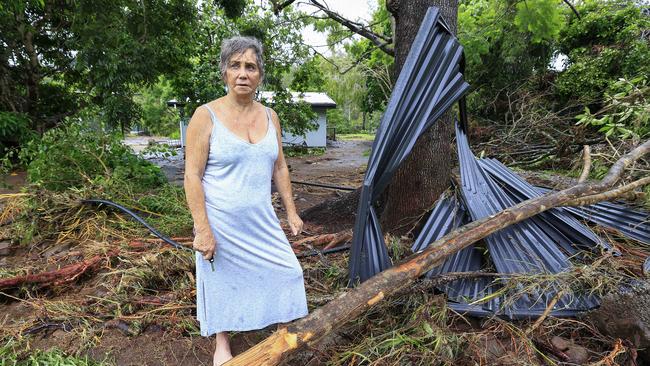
[184,106,216,260]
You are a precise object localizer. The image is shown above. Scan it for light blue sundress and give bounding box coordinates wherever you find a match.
[195,104,308,336]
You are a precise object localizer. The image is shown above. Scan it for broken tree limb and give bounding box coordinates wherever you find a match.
[578,145,591,183]
[565,176,650,207]
[293,230,353,250]
[323,230,353,250]
[225,139,650,366]
[0,250,117,290]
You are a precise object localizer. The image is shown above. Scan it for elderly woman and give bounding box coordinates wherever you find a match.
[184,36,308,365]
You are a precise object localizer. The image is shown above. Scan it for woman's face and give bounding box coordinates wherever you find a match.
[225,48,261,96]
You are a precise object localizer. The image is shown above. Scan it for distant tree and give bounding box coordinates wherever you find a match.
[134,76,180,136]
[290,57,325,92]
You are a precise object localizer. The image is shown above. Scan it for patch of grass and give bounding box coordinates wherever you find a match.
[283,146,325,157]
[0,338,109,366]
[338,133,375,141]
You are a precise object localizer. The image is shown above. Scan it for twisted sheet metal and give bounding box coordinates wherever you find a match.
[349,6,470,284]
[479,158,616,255]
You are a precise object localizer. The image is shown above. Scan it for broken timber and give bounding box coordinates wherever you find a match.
[226,139,650,365]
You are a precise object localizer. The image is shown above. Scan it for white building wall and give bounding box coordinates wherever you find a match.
[281,109,327,147]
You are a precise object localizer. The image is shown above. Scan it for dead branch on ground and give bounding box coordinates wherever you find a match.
[225,139,650,366]
[0,250,118,290]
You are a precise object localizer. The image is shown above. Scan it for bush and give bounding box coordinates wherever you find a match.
[0,111,34,155]
[576,76,649,142]
[20,121,166,191]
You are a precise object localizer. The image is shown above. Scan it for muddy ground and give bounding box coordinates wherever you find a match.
[0,137,371,365]
[3,136,648,365]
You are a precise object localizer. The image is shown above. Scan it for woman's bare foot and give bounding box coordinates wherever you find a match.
[213,332,233,366]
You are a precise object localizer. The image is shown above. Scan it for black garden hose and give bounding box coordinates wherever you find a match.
[81,199,192,252]
[82,199,351,258]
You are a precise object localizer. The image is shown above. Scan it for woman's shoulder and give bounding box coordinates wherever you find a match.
[188,104,213,132]
[205,97,227,111]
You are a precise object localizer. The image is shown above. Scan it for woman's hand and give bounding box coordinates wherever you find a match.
[288,212,303,236]
[193,229,217,260]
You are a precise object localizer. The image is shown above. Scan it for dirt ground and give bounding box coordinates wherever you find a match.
[0,137,371,365]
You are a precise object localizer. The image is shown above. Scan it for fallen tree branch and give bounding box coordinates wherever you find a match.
[225,139,650,366]
[564,176,650,207]
[525,290,565,336]
[308,0,394,56]
[0,250,118,290]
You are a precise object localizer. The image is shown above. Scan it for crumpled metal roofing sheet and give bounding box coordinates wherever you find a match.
[478,158,616,254]
[452,123,599,317]
[535,187,650,245]
[348,6,470,284]
[408,125,601,318]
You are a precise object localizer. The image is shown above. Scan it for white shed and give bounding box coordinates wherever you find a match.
[257,91,337,147]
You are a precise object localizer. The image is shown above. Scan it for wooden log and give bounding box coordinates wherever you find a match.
[226,139,650,365]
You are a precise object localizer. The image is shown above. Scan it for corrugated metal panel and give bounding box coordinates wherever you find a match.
[456,123,572,275]
[515,187,650,245]
[479,158,616,254]
[409,126,600,318]
[348,6,470,284]
[448,124,598,317]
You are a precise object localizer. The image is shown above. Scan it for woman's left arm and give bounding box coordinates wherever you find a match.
[269,108,303,236]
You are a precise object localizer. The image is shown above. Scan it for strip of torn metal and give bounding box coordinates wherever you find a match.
[409,192,493,304]
[348,6,470,284]
[456,123,571,275]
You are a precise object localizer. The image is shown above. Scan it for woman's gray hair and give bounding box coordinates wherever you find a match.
[219,36,265,82]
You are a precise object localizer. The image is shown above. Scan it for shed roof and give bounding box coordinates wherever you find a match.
[257,91,337,108]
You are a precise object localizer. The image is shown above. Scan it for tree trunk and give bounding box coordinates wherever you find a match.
[381,0,459,233]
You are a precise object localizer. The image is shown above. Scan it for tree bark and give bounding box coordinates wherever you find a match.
[224,141,649,366]
[381,0,459,233]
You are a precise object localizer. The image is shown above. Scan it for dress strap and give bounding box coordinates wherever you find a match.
[264,107,275,133]
[203,104,217,124]
[202,104,221,141]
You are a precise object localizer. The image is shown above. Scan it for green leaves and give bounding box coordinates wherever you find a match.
[21,121,166,192]
[556,0,650,102]
[514,0,564,43]
[0,112,34,155]
[575,76,650,142]
[264,88,318,137]
[1,0,197,131]
[457,0,563,117]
